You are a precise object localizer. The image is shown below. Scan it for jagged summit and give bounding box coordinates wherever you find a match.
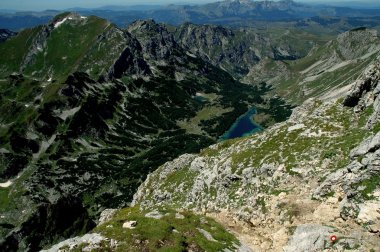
[127,19,162,33]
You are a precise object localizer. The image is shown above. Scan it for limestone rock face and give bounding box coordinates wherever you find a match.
[357,201,380,233]
[98,209,117,225]
[283,224,335,252]
[40,233,117,252]
[343,61,380,109]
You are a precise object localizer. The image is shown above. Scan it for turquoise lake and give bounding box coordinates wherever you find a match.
[220,108,263,140]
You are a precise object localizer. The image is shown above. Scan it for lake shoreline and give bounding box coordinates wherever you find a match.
[219,108,263,140]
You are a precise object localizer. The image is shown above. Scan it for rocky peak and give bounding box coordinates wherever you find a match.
[127,19,181,65]
[178,23,234,41]
[20,12,103,74]
[175,23,263,78]
[127,19,165,35]
[50,12,90,28]
[106,28,152,79]
[343,60,380,106]
[176,23,235,55]
[336,28,379,59]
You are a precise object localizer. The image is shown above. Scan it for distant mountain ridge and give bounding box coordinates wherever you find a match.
[1,0,380,31]
[1,5,380,251]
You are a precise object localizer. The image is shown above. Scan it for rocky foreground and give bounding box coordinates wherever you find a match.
[40,58,380,251]
[136,59,380,251]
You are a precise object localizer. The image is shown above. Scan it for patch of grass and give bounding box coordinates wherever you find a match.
[95,206,239,252]
[323,191,335,198]
[358,106,374,127]
[201,138,240,157]
[287,226,297,236]
[256,197,267,214]
[177,105,233,135]
[323,150,338,159]
[373,122,380,133]
[270,189,291,196]
[0,187,11,208]
[354,175,380,200]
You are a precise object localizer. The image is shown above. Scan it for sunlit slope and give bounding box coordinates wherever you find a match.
[245,28,380,103]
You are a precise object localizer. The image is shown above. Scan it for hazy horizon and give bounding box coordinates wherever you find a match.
[1,0,379,12]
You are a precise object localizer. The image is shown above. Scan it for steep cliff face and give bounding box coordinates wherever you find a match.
[132,59,380,251]
[175,23,260,78]
[174,25,380,109]
[174,23,320,79]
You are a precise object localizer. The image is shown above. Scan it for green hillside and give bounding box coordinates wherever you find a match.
[0,14,292,251]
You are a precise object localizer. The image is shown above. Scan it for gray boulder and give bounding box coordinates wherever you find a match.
[283,224,335,252]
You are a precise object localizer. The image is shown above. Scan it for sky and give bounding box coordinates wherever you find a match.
[0,0,378,11]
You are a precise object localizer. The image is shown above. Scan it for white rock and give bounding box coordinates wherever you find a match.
[175,213,185,219]
[278,192,287,198]
[351,132,380,157]
[197,228,218,242]
[41,233,107,252]
[357,201,380,232]
[98,209,117,225]
[122,221,137,229]
[145,210,164,219]
[54,17,68,28]
[0,180,13,188]
[283,224,335,252]
[287,124,305,132]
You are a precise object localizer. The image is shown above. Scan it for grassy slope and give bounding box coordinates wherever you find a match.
[0,26,42,78]
[136,97,380,209]
[130,92,380,251]
[23,16,110,80]
[93,206,240,252]
[265,34,379,104]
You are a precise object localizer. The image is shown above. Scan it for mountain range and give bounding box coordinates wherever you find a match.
[1,0,380,31]
[0,0,380,251]
[0,12,292,251]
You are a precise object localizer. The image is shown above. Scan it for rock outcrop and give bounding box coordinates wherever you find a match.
[132,59,380,251]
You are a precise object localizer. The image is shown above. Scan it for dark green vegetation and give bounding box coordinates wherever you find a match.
[0,13,293,251]
[1,3,379,250]
[94,206,239,251]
